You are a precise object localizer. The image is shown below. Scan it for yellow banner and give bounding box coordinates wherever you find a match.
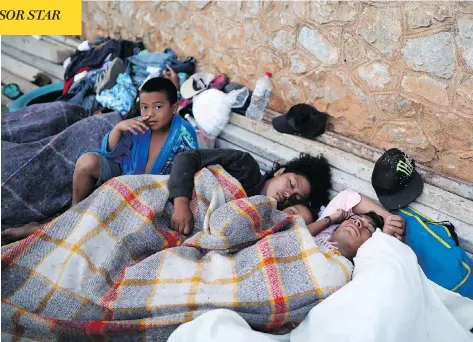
[0,0,82,35]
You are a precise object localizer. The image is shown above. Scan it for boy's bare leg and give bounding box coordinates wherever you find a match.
[72,152,101,205]
[1,153,101,245]
[1,222,43,245]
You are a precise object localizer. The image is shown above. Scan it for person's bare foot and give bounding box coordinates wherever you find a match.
[1,222,43,245]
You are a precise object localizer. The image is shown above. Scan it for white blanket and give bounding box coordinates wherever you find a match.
[168,232,473,342]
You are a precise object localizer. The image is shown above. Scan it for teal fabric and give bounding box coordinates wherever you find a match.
[397,207,473,298]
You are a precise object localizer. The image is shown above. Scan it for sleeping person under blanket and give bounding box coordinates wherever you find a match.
[167,148,332,235]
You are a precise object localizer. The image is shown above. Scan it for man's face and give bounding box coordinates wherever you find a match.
[332,214,376,259]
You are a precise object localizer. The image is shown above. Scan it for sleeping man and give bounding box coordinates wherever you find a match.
[288,190,406,260]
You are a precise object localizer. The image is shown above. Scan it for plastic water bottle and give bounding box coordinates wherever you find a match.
[246,72,272,121]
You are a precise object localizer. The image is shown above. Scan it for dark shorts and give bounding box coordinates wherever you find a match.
[91,152,122,186]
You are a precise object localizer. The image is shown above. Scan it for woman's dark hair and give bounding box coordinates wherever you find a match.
[140,77,178,104]
[267,153,331,212]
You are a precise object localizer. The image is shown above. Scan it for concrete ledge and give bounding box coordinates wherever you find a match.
[2,36,72,64]
[45,35,81,49]
[263,109,473,201]
[1,69,39,94]
[1,43,65,81]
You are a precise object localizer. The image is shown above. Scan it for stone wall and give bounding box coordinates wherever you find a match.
[82,1,473,182]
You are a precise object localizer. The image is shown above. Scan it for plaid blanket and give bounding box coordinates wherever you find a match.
[2,166,353,341]
[1,102,122,229]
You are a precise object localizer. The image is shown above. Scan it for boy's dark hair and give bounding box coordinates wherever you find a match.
[363,211,385,229]
[267,153,331,212]
[140,77,178,104]
[281,199,319,222]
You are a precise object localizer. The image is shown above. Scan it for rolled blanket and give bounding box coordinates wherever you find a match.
[1,166,352,340]
[1,102,122,228]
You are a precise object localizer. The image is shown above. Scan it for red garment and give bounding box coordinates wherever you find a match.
[63,66,91,94]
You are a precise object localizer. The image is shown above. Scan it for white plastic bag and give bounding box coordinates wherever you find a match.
[192,88,242,139]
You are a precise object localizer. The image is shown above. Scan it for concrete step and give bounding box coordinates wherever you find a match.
[1,43,64,81]
[2,36,72,64]
[1,69,39,94]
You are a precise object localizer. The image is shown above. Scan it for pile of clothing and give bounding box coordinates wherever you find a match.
[57,38,261,147]
[60,39,197,118]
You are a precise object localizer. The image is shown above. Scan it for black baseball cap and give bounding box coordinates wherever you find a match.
[272,104,327,140]
[372,148,424,210]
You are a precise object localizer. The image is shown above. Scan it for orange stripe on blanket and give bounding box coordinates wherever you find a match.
[105,178,154,221]
[208,166,247,200]
[85,321,106,337]
[258,238,288,329]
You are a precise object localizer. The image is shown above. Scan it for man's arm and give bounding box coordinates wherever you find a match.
[168,148,261,200]
[352,195,391,219]
[353,195,405,239]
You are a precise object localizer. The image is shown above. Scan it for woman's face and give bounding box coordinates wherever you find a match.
[263,168,311,204]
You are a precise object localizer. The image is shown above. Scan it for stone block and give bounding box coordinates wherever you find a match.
[357,7,402,57]
[298,26,339,65]
[371,121,436,162]
[456,18,473,71]
[401,74,449,106]
[288,51,315,74]
[456,74,473,114]
[262,2,297,30]
[375,94,423,120]
[405,2,453,29]
[309,1,359,25]
[271,30,296,52]
[421,107,473,153]
[402,32,455,79]
[358,62,395,90]
[342,30,377,67]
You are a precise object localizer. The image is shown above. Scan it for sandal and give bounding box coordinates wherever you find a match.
[2,83,23,100]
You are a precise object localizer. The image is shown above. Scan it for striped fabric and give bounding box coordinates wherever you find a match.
[2,165,352,341]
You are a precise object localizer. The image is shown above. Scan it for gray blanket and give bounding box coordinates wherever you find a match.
[1,102,121,229]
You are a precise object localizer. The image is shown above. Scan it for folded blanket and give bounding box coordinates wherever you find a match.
[1,166,352,340]
[1,102,122,228]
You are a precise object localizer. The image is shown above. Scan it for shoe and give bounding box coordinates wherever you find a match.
[2,83,23,100]
[95,58,125,94]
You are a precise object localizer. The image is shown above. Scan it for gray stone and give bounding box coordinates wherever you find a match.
[375,94,422,119]
[195,1,210,10]
[457,18,473,71]
[402,32,455,79]
[297,26,339,65]
[358,62,393,90]
[458,1,473,14]
[244,0,261,18]
[405,3,453,29]
[309,1,359,25]
[119,3,135,18]
[357,7,402,57]
[289,52,311,74]
[272,30,296,52]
